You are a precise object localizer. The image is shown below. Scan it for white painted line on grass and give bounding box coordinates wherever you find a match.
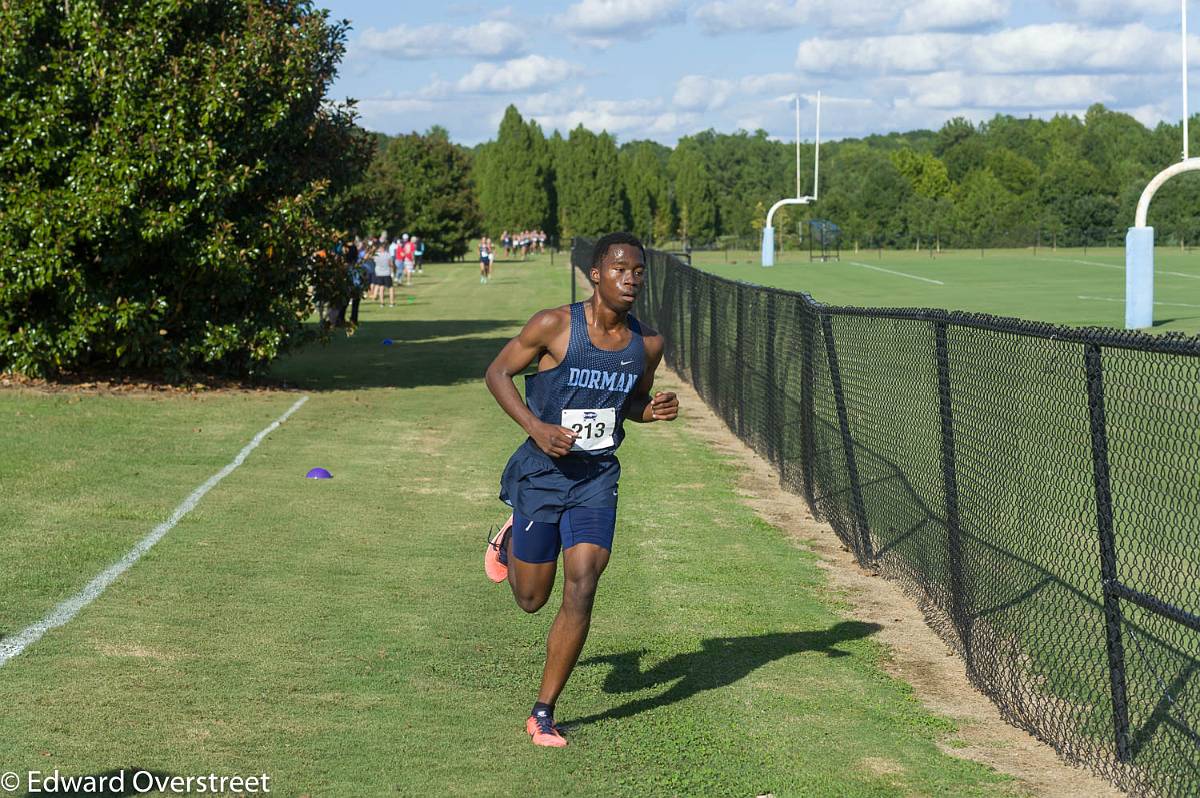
[848,261,944,285]
[1067,258,1200,280]
[1077,295,1200,308]
[0,395,310,668]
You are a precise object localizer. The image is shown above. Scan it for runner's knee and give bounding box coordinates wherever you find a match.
[562,572,600,611]
[514,588,551,613]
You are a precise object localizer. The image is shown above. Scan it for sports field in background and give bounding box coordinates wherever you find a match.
[0,256,1035,796]
[688,247,1200,335]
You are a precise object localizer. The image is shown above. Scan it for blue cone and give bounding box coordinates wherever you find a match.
[306,467,333,479]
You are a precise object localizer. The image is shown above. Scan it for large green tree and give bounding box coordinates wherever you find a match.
[670,137,718,243]
[0,0,367,378]
[359,127,480,260]
[619,140,673,243]
[555,125,626,238]
[474,105,552,233]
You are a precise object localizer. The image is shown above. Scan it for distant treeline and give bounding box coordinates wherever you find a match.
[354,103,1200,255]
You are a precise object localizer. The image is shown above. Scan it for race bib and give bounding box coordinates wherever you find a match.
[562,407,616,452]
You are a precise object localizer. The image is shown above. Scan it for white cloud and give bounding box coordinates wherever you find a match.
[526,97,696,137]
[520,86,589,116]
[1050,0,1175,22]
[673,73,799,111]
[674,75,735,110]
[359,21,527,60]
[1126,100,1175,128]
[557,0,685,43]
[647,112,699,134]
[796,33,960,75]
[971,23,1168,73]
[795,24,1186,76]
[899,0,1008,32]
[741,73,799,95]
[456,55,584,93]
[694,0,911,35]
[905,72,1115,108]
[354,97,439,133]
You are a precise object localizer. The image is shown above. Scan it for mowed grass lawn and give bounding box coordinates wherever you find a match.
[0,255,1019,796]
[691,247,1200,334]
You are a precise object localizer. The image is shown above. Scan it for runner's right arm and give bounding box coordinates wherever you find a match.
[485,310,579,458]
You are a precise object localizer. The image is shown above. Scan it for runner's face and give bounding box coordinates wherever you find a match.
[593,244,646,310]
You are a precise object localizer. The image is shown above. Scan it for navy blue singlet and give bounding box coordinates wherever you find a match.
[499,303,646,524]
[523,302,646,457]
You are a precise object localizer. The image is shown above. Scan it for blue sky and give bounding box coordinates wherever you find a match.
[327,0,1194,145]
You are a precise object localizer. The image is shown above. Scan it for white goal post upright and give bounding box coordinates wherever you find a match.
[1126,0,1196,328]
[1126,159,1200,326]
[762,91,820,267]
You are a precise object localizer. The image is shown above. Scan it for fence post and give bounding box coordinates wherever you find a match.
[736,283,747,438]
[689,272,699,387]
[935,321,974,676]
[656,255,671,365]
[1084,342,1132,763]
[800,304,816,507]
[709,279,721,412]
[820,313,873,562]
[765,292,778,467]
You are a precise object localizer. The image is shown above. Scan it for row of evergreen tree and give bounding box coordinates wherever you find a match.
[356,103,1200,258]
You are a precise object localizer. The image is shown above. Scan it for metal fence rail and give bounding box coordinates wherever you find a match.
[573,237,1200,797]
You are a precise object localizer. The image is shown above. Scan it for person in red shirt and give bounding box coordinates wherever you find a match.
[399,233,416,287]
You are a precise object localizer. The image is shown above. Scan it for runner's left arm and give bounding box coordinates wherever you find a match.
[626,334,678,423]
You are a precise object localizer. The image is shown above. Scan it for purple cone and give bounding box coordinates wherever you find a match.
[306,467,333,479]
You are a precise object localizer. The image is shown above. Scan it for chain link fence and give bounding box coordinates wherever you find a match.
[573,237,1200,796]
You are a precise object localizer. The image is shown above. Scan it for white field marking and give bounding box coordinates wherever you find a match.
[1158,268,1200,280]
[1070,258,1121,270]
[1067,258,1200,280]
[1077,295,1200,308]
[847,261,944,285]
[0,395,310,668]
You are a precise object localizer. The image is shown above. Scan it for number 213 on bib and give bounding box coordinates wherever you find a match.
[562,408,616,452]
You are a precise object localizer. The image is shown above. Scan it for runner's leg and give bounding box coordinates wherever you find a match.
[507,551,556,613]
[536,541,609,705]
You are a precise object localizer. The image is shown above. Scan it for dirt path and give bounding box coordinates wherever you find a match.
[662,366,1124,798]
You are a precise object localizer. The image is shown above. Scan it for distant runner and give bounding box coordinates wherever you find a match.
[479,237,493,284]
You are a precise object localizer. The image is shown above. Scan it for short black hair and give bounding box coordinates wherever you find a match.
[591,232,645,270]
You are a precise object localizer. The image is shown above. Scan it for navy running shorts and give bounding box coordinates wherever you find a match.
[511,507,617,563]
[499,440,620,561]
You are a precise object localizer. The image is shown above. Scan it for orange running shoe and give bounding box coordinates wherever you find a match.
[526,711,568,747]
[484,515,513,583]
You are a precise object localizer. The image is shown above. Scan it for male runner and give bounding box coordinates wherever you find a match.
[479,236,493,283]
[483,231,679,747]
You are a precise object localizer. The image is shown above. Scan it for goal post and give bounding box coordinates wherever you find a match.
[1125,227,1154,329]
[761,225,776,267]
[1125,157,1200,328]
[761,91,820,267]
[761,197,811,267]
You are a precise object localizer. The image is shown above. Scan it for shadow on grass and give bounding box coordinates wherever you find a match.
[271,319,522,390]
[566,622,882,727]
[23,769,177,796]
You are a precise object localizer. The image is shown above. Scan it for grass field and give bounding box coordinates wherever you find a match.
[687,247,1200,334]
[644,242,1200,793]
[0,255,1037,796]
